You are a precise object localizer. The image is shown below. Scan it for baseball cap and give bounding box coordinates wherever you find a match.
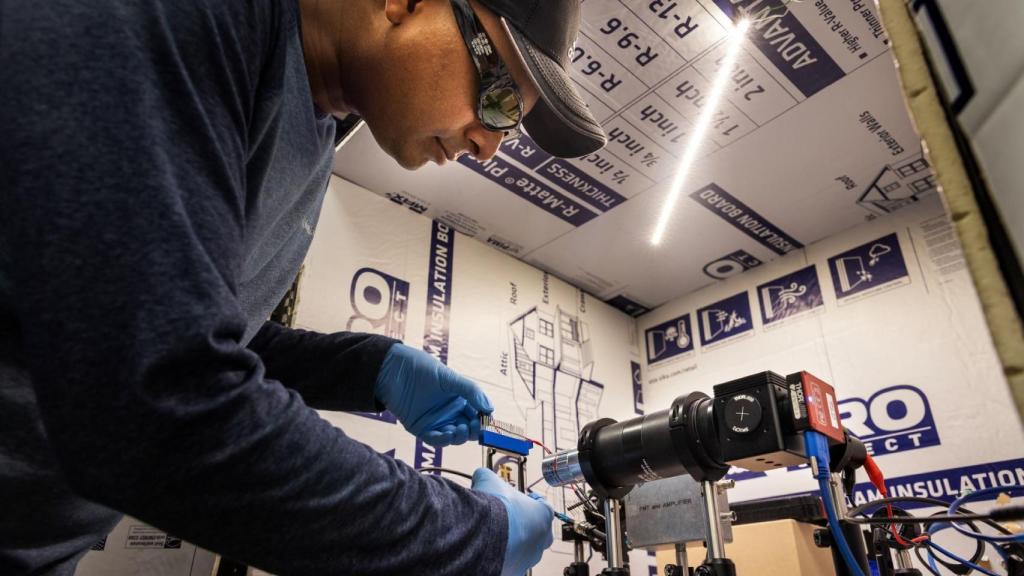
[477,0,608,158]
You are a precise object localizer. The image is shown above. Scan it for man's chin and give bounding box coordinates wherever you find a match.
[391,150,429,171]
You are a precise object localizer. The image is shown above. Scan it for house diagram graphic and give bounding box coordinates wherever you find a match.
[508,306,604,455]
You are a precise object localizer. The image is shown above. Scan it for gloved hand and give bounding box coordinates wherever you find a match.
[472,467,554,576]
[374,343,494,446]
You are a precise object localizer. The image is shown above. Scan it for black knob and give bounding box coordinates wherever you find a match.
[723,394,762,434]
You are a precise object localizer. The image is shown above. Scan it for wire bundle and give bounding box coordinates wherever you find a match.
[847,487,1023,575]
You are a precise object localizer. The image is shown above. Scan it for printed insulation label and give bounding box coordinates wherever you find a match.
[604,117,676,182]
[639,0,729,61]
[500,135,550,171]
[632,361,645,415]
[756,265,823,326]
[697,291,753,347]
[414,440,443,470]
[582,0,688,88]
[732,383,941,488]
[500,135,628,213]
[704,250,763,280]
[712,0,846,98]
[839,385,940,457]
[690,183,803,255]
[739,458,1024,507]
[348,267,407,425]
[459,155,599,227]
[655,67,757,147]
[645,313,695,364]
[570,32,647,110]
[623,94,704,157]
[539,160,629,213]
[692,40,798,125]
[423,221,455,365]
[827,232,909,300]
[848,458,1024,508]
[347,268,409,339]
[568,149,657,198]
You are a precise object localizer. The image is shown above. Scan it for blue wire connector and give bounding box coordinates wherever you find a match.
[806,430,866,576]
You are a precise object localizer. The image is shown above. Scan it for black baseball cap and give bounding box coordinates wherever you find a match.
[478,0,608,158]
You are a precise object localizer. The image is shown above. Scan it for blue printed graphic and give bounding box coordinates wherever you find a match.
[849,458,1024,508]
[738,458,1024,509]
[704,250,763,280]
[414,440,443,470]
[418,222,455,472]
[631,361,644,415]
[424,221,455,365]
[459,155,598,227]
[348,267,408,425]
[347,267,409,339]
[839,385,940,457]
[712,0,846,98]
[690,184,803,255]
[828,233,909,299]
[756,265,823,325]
[354,410,399,424]
[645,313,694,364]
[698,292,753,346]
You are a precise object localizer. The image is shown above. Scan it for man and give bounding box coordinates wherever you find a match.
[0,0,606,573]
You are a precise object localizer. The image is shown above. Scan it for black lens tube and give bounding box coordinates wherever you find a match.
[544,392,729,498]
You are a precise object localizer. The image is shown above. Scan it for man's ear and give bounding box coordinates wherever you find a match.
[384,0,425,25]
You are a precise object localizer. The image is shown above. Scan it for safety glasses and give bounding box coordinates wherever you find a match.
[449,0,524,139]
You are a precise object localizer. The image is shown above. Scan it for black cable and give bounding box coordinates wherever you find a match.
[848,496,1015,536]
[849,514,999,524]
[921,511,986,576]
[852,499,995,574]
[417,467,474,480]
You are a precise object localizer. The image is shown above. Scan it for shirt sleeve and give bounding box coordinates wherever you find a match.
[0,2,507,575]
[248,321,396,412]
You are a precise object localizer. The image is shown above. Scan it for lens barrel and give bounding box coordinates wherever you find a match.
[541,392,729,497]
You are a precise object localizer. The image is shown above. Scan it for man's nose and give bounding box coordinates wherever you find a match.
[466,126,503,161]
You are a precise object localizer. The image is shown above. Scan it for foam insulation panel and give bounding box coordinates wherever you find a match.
[334,0,934,313]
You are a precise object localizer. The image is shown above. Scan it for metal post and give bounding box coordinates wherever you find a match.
[575,540,586,564]
[829,473,848,519]
[826,473,871,576]
[674,543,688,573]
[896,548,914,569]
[604,498,625,569]
[701,481,725,560]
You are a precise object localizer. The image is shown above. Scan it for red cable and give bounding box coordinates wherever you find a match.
[863,453,927,547]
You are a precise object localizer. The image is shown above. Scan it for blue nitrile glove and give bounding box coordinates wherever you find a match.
[472,467,554,576]
[374,343,494,446]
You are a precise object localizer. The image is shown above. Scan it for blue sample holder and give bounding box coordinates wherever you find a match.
[479,429,532,456]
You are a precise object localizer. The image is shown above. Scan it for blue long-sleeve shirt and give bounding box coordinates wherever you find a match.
[0,1,507,574]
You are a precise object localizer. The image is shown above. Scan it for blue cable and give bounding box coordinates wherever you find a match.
[805,430,866,576]
[926,548,940,574]
[926,540,1000,576]
[925,520,1010,571]
[948,485,1024,543]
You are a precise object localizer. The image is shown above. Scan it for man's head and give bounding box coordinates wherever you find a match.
[300,0,606,170]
